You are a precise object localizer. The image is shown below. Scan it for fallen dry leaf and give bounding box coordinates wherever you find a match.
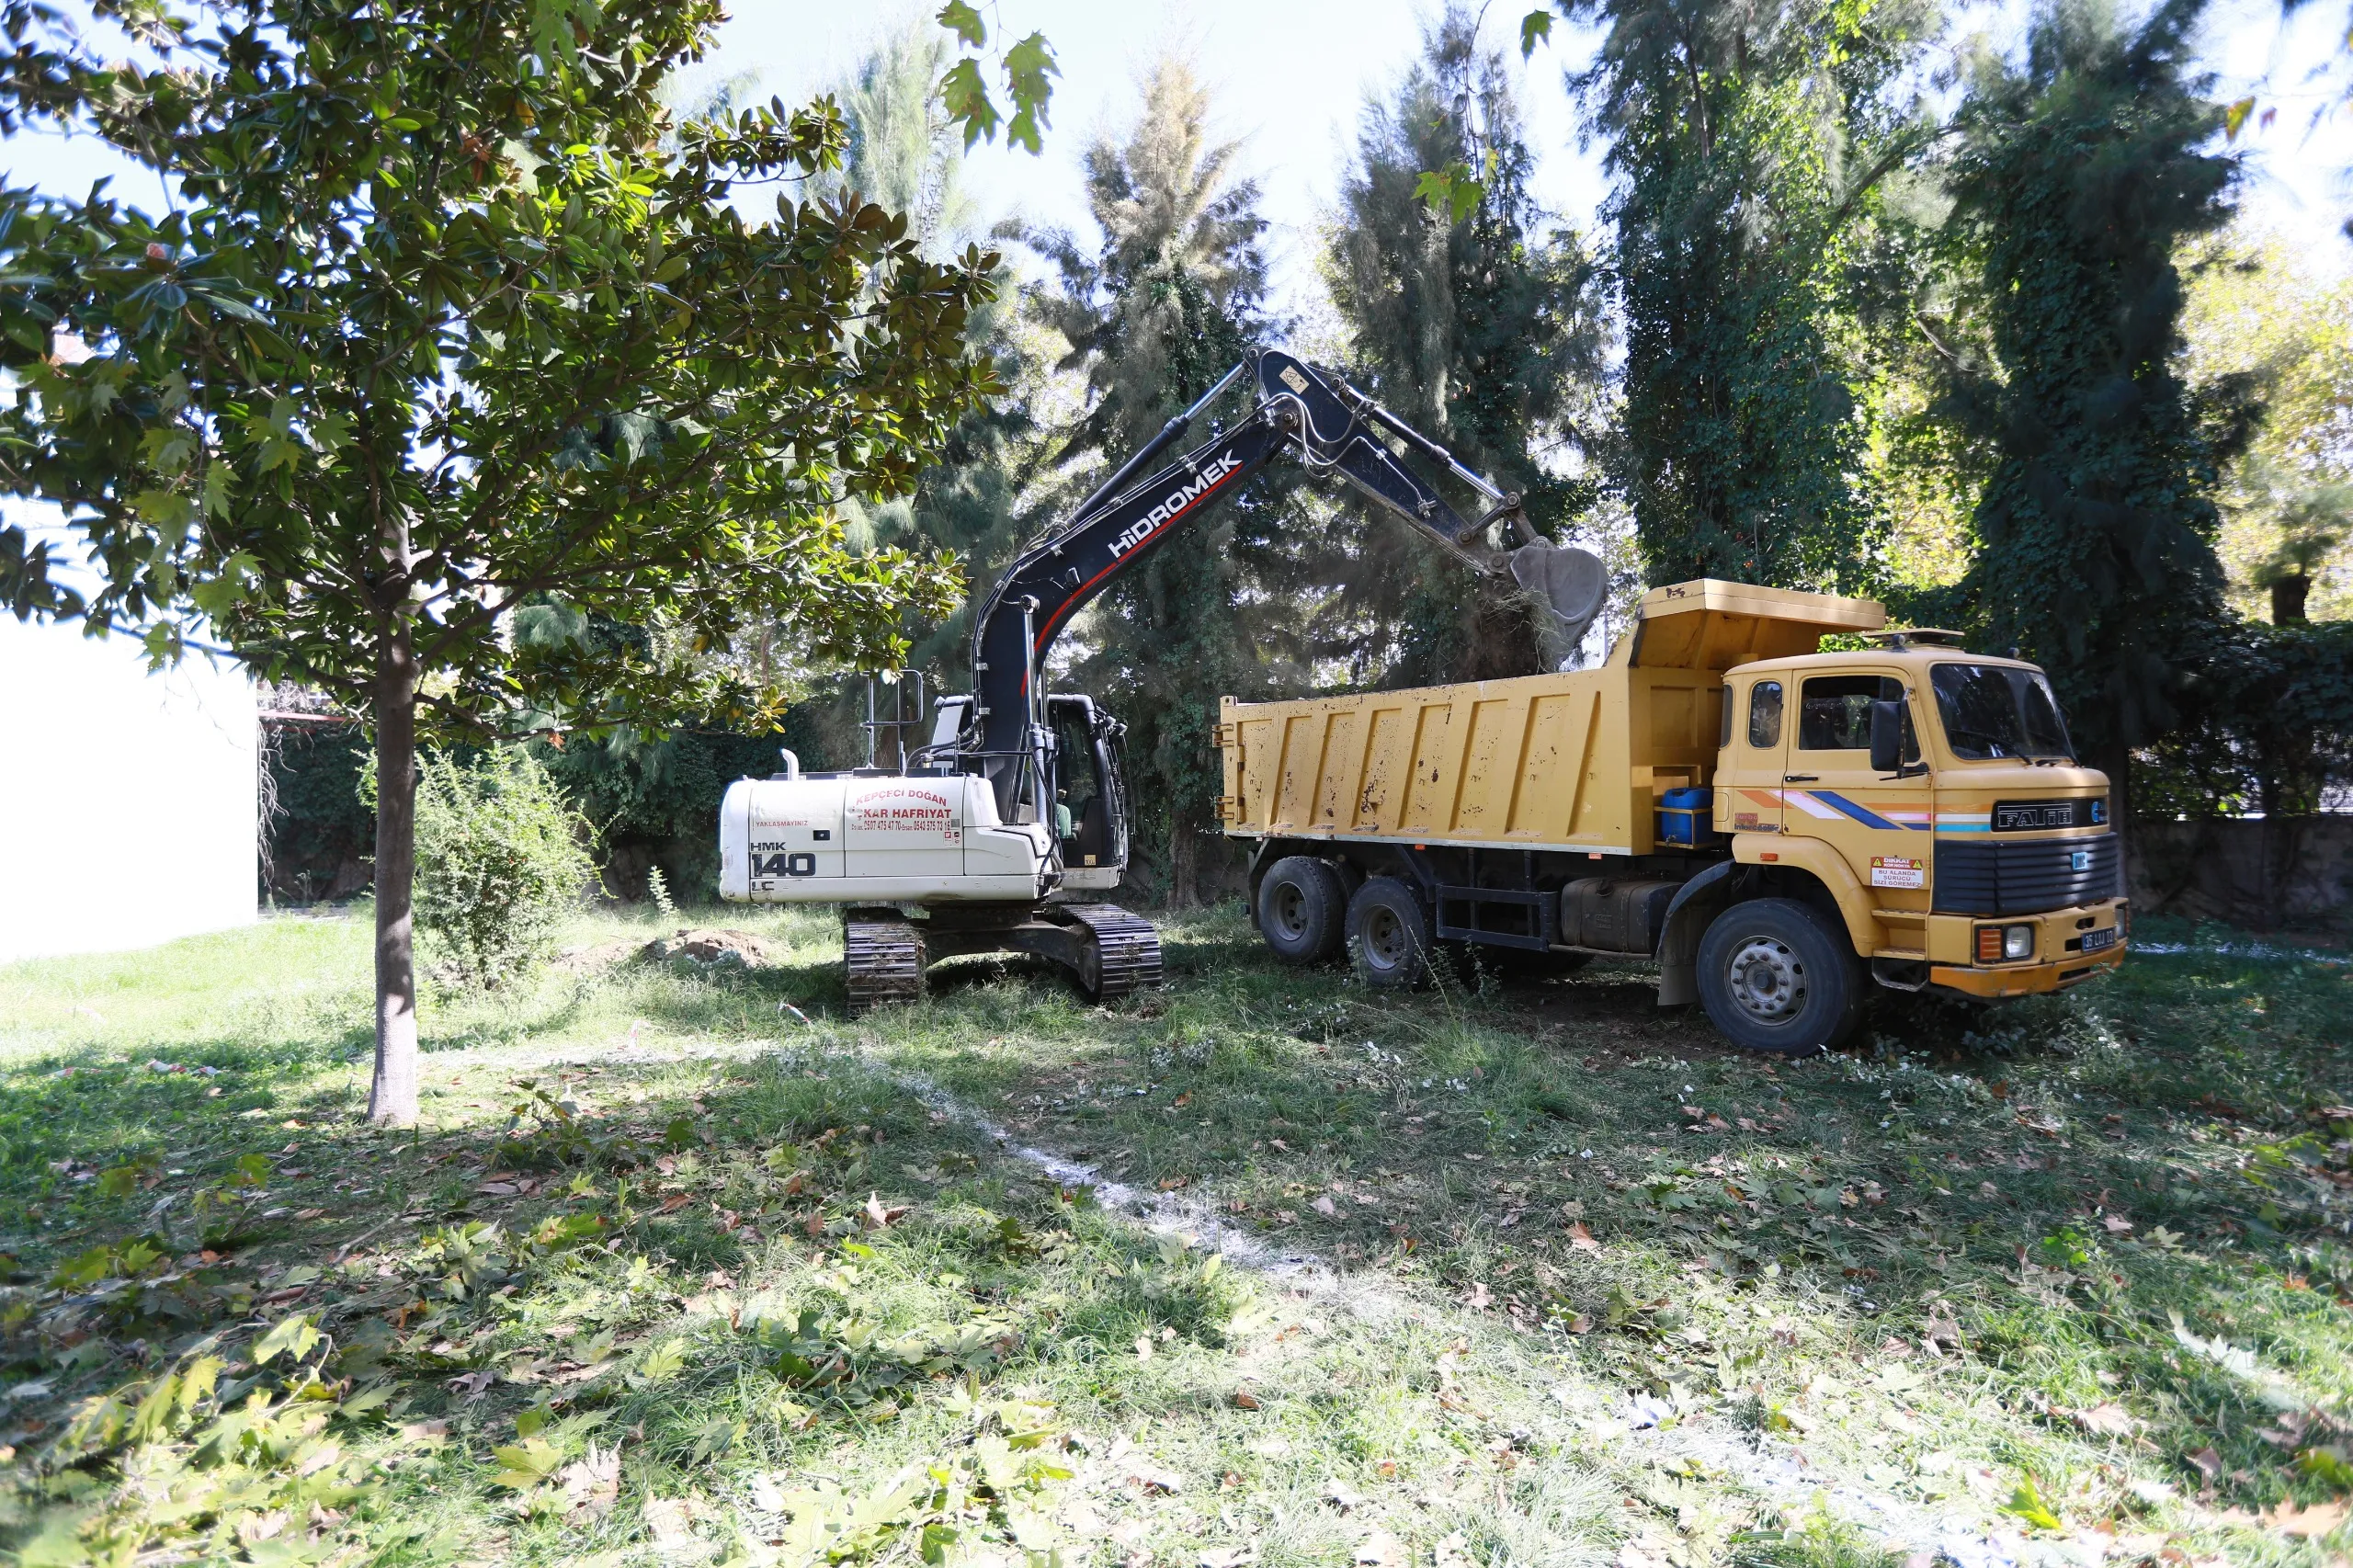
[1312,1195,1337,1217]
[1569,1221,1602,1254]
[2074,1402,2138,1437]
[1355,1530,1409,1568]
[1321,1477,1367,1512]
[643,1495,706,1554]
[560,1442,621,1517]
[1233,1390,1261,1410]
[2103,1213,2134,1233]
[1123,1460,1185,1494]
[2264,1497,2349,1539]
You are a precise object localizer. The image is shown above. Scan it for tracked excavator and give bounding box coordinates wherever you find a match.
[717,348,1608,1014]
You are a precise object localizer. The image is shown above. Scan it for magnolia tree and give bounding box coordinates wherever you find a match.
[0,0,1041,1123]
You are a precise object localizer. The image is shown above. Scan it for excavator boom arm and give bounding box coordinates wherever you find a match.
[965,349,1503,766]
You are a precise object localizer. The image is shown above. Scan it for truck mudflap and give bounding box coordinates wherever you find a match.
[1655,860,1738,1006]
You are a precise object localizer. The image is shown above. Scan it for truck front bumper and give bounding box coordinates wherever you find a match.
[1925,898,2128,999]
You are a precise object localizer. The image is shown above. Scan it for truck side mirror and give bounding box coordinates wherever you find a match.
[1869,700,1904,774]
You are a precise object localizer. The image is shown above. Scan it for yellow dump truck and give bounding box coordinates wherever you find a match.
[1215,579,2127,1052]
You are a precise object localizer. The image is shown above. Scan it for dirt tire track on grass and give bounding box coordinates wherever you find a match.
[835,1040,2042,1568]
[586,1031,2045,1568]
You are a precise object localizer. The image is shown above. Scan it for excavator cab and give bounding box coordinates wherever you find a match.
[1046,694,1129,891]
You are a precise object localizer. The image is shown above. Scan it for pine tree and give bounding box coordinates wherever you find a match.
[1022,58,1286,903]
[1324,6,1611,683]
[1551,0,1939,592]
[1941,0,2247,798]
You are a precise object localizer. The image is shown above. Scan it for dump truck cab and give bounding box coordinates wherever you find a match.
[1217,577,2127,1055]
[1711,641,2124,1006]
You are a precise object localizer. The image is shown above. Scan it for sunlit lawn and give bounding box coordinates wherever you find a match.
[0,901,2347,1566]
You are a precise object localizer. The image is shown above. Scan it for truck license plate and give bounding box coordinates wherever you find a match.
[2080,926,2117,953]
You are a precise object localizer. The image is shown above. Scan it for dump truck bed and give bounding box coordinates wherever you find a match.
[1216,579,1883,858]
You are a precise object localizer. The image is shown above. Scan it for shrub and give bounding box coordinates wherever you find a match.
[2133,617,2353,818]
[415,749,598,986]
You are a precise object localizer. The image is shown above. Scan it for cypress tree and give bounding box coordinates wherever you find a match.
[1554,0,1940,590]
[1324,6,1612,682]
[1942,0,2247,800]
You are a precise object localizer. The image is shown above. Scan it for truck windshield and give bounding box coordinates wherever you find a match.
[1929,665,2075,762]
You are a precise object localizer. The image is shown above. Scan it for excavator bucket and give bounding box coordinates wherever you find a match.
[1508,541,1609,649]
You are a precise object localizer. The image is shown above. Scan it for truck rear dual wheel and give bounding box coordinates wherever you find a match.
[1696,897,1865,1055]
[1257,856,1347,964]
[1347,876,1434,989]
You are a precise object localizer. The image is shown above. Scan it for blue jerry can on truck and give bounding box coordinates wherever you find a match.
[1655,786,1716,846]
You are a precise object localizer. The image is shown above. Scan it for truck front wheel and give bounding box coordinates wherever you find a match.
[1696,897,1863,1054]
[1257,856,1347,964]
[1347,877,1433,989]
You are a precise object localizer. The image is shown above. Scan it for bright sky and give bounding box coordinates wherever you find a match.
[686,0,2353,299]
[2,0,2347,304]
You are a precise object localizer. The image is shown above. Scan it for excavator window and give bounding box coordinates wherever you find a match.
[1050,704,1104,848]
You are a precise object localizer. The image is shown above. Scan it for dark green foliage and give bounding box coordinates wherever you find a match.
[807,21,1060,690]
[2132,618,2353,819]
[260,722,371,903]
[0,0,979,727]
[1324,7,1612,684]
[1940,0,2249,781]
[1552,0,1939,591]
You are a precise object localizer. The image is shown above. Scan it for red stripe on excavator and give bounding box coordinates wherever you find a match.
[1019,464,1246,702]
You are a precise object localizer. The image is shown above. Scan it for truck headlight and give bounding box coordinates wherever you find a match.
[1977,924,2037,962]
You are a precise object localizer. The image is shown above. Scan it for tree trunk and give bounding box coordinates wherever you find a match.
[2272,572,2310,626]
[368,613,421,1126]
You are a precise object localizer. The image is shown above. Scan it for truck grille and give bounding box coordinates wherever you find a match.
[1935,834,2120,916]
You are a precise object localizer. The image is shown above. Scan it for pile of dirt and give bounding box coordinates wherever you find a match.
[642,928,771,968]
[554,937,651,973]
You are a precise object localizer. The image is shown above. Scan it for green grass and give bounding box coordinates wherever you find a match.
[0,903,2347,1566]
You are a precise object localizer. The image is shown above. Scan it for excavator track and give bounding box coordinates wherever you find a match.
[843,914,925,1017]
[1060,903,1164,1001]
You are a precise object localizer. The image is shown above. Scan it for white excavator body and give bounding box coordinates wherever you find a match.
[717,768,1052,905]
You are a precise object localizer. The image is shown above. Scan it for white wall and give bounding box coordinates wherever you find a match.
[0,612,256,964]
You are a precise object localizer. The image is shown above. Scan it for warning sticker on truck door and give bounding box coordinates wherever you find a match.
[1870,854,1925,890]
